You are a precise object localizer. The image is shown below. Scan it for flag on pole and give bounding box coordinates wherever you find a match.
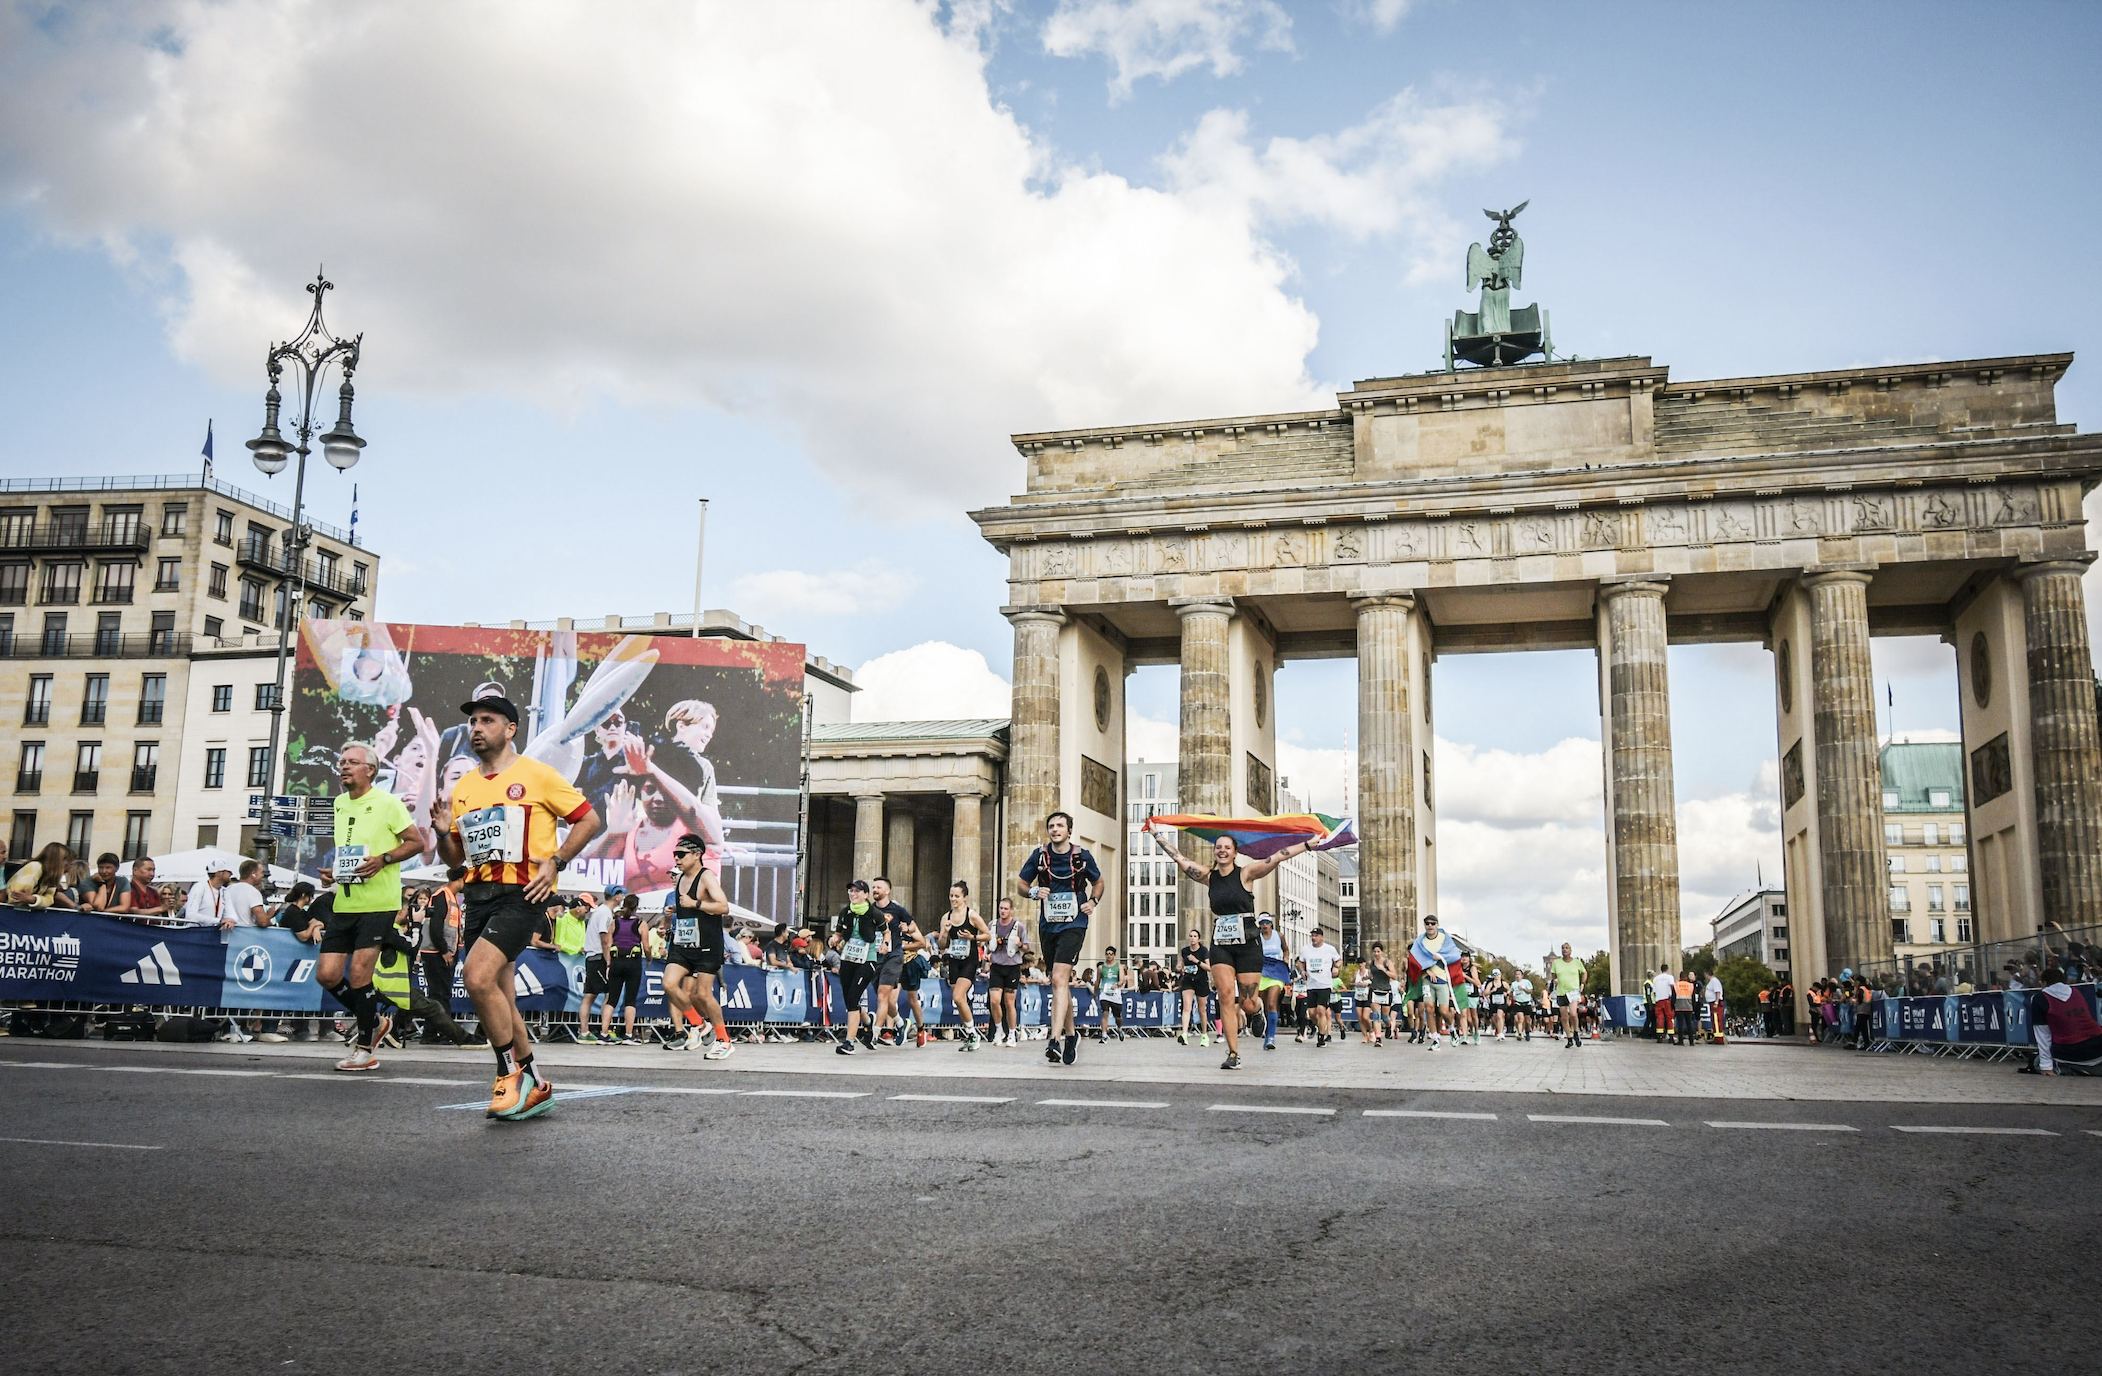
[1140,810,1356,860]
[201,420,214,481]
[349,483,359,543]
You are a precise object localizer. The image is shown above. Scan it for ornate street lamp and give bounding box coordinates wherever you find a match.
[245,271,365,866]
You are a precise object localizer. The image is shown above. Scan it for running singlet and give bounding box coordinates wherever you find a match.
[1207,866,1255,945]
[1098,960,1123,997]
[1302,942,1341,987]
[1260,932,1291,982]
[1369,960,1393,994]
[941,917,981,963]
[834,904,881,965]
[1020,843,1101,931]
[449,757,591,887]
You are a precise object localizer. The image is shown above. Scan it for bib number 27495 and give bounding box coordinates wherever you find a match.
[1211,914,1245,944]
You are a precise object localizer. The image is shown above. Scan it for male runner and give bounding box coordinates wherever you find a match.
[1511,969,1535,1040]
[830,879,881,1054]
[662,835,734,1058]
[323,742,425,1073]
[868,876,924,1047]
[1299,925,1342,1048]
[1174,927,1211,1046]
[1019,811,1104,1067]
[1406,914,1460,1048]
[985,896,1030,1047]
[433,695,603,1120]
[1550,942,1588,1048]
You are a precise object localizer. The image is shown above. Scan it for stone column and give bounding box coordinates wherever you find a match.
[1172,597,1235,918]
[851,793,885,883]
[1599,578,1681,987]
[1352,595,1417,955]
[1805,569,1892,974]
[950,787,985,903]
[2015,556,2102,928]
[885,808,917,902]
[1002,605,1065,903]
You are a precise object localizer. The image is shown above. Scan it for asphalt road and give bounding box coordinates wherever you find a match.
[3,1044,2098,1375]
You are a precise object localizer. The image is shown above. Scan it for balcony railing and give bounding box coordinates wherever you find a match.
[235,534,368,599]
[0,522,151,554]
[40,585,81,606]
[15,770,40,793]
[80,704,106,726]
[137,702,164,725]
[92,585,135,605]
[0,632,193,661]
[73,770,100,794]
[130,766,157,794]
[0,473,359,546]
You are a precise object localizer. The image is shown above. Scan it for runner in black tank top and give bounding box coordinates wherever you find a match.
[938,881,991,1051]
[1150,828,1313,1070]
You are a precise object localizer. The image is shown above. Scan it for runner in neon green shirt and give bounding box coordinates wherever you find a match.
[1550,942,1588,1049]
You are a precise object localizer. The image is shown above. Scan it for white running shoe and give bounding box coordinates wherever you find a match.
[685,1027,709,1051]
[334,1046,380,1073]
[703,1040,734,1060]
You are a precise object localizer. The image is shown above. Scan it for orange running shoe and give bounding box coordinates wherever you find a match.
[510,1069,555,1119]
[487,1070,525,1119]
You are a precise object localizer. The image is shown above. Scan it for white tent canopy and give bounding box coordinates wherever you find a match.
[149,847,302,889]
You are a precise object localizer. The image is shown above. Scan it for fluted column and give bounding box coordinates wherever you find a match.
[1353,595,1417,955]
[886,808,917,906]
[1600,578,1681,988]
[1003,606,1065,899]
[1805,569,1892,974]
[2016,557,2102,928]
[851,792,885,883]
[950,788,984,901]
[1172,597,1235,918]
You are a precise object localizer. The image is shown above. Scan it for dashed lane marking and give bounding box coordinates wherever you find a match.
[279,1074,483,1085]
[1038,1099,1170,1109]
[1706,1121,1858,1131]
[1891,1125,2059,1136]
[1528,1114,1669,1127]
[1365,1109,1498,1121]
[639,1086,742,1096]
[1208,1104,1335,1116]
[742,1089,869,1099]
[0,1136,163,1150]
[0,1061,86,1069]
[102,1066,275,1077]
[890,1094,1015,1104]
[435,1086,646,1110]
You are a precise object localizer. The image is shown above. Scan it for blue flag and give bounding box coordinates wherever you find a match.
[201,419,214,480]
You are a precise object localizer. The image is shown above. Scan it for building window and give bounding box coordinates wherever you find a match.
[1891,918,1910,944]
[214,510,234,546]
[9,811,35,858]
[65,810,93,857]
[94,611,120,655]
[208,563,228,599]
[204,616,224,641]
[256,682,282,711]
[155,558,181,592]
[74,741,101,793]
[1927,884,1944,912]
[131,742,158,794]
[1929,917,1946,944]
[16,741,43,793]
[25,674,53,726]
[41,560,83,605]
[238,577,265,621]
[1954,885,1970,912]
[247,745,272,790]
[1771,924,1788,940]
[316,549,338,586]
[204,747,226,790]
[81,673,109,725]
[1882,790,1899,808]
[0,561,26,605]
[50,507,88,544]
[101,507,142,544]
[352,561,368,593]
[138,673,166,725]
[148,610,174,654]
[161,503,187,537]
[1928,789,1951,808]
[1956,917,1973,943]
[1948,822,1965,845]
[1884,822,1903,845]
[92,560,134,604]
[1950,854,1967,873]
[1144,772,1158,799]
[1163,892,1176,917]
[211,684,233,713]
[1923,854,1941,872]
[122,811,151,861]
[1922,823,1939,846]
[0,509,30,545]
[310,599,332,619]
[1887,855,1905,873]
[1888,885,1910,912]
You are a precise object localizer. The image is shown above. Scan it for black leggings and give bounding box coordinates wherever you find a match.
[841,962,875,1017]
[604,956,643,1010]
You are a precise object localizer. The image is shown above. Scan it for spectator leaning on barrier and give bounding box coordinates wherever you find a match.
[80,853,122,912]
[5,842,79,909]
[182,862,237,929]
[229,860,271,928]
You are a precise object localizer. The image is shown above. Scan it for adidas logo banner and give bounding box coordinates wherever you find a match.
[0,911,226,1007]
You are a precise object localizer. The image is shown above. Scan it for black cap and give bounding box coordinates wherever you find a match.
[847,879,870,893]
[461,695,520,724]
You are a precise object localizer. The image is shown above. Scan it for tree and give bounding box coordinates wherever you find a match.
[1716,955,1777,1014]
[1583,949,1611,996]
[1680,943,1718,982]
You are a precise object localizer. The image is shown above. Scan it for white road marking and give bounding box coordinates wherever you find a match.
[1706,1121,1858,1132]
[1892,1125,2058,1136]
[1208,1104,1335,1116]
[890,1094,1014,1104]
[0,1136,163,1150]
[1365,1109,1498,1121]
[105,1066,276,1077]
[1038,1099,1170,1109]
[1528,1114,1669,1127]
[0,1061,87,1069]
[742,1089,868,1099]
[640,1086,742,1096]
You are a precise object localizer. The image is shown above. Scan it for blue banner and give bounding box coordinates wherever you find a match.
[1601,995,1648,1028]
[222,927,326,1010]
[1,910,228,1006]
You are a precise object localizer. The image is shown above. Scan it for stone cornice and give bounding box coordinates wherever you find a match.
[1658,352,2071,399]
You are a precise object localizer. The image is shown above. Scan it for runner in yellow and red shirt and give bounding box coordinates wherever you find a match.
[433,694,602,1122]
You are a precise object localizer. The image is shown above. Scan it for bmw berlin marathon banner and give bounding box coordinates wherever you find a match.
[287,620,807,922]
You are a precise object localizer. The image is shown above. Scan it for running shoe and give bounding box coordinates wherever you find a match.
[1045,1039,1061,1064]
[509,1068,556,1120]
[1061,1034,1078,1066]
[256,1031,288,1043]
[960,1034,977,1053]
[577,1032,600,1045]
[334,1046,380,1073]
[1221,1052,1242,1070]
[916,1028,929,1048]
[1263,1039,1276,1051]
[704,1040,735,1060]
[487,1070,525,1118]
[1199,1033,1211,1047]
[684,1027,708,1052]
[836,1039,859,1055]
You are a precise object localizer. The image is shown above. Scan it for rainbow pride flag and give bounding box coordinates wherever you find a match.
[1140,811,1357,860]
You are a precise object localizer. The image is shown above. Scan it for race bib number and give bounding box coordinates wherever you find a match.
[459,805,524,868]
[332,844,368,885]
[1211,914,1244,945]
[1045,891,1078,921]
[945,938,970,959]
[842,938,872,964]
[673,916,700,947]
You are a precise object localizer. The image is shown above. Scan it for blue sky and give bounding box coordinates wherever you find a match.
[4,0,2095,953]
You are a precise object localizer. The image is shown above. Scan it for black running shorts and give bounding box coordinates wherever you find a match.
[1210,939,1263,977]
[319,903,392,955]
[988,962,1022,991]
[841,960,876,1010]
[1039,925,1086,969]
[666,945,723,976]
[582,955,609,995]
[942,958,978,985]
[1306,987,1333,1008]
[462,883,543,962]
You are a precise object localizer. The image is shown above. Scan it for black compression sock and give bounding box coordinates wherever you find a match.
[347,983,381,1043]
[493,1039,515,1075]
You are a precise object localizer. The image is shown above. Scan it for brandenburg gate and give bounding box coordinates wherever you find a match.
[969,210,2102,1000]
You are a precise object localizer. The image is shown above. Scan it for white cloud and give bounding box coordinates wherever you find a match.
[1339,0,1413,34]
[0,2,1514,519]
[852,641,1011,722]
[1126,709,1179,764]
[1437,736,1604,826]
[729,561,920,626]
[1042,0,1291,99]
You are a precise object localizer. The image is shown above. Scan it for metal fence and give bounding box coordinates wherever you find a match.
[1855,923,2102,996]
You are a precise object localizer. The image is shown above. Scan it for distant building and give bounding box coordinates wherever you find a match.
[1275,784,1317,950]
[1123,759,1180,964]
[1711,888,1789,973]
[1881,740,1971,962]
[1337,849,1361,955]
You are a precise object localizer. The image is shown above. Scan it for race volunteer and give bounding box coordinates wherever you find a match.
[324,741,425,1074]
[433,694,603,1122]
[1018,811,1103,1068]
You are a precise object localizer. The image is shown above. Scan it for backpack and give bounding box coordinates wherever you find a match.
[612,912,644,956]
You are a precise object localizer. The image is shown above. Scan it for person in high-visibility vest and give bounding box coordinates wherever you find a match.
[374,919,477,1046]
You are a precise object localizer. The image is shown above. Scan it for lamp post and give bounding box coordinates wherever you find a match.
[245,271,366,868]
